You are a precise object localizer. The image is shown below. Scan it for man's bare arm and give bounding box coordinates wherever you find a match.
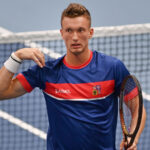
[128,96,146,145]
[0,67,27,100]
[0,48,45,100]
[120,96,146,150]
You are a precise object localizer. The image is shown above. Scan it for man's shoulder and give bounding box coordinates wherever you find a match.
[45,55,64,68]
[93,50,121,64]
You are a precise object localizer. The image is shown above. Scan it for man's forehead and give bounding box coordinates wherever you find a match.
[62,16,90,28]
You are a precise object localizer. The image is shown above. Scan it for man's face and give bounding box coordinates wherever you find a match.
[60,16,93,55]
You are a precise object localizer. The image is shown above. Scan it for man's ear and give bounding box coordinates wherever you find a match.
[88,28,94,39]
[60,29,64,39]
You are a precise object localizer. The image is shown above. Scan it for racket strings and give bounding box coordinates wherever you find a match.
[123,78,139,134]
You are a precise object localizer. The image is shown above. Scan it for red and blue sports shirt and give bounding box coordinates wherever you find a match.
[16,51,130,150]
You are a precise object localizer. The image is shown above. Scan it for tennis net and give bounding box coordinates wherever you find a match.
[0,23,150,150]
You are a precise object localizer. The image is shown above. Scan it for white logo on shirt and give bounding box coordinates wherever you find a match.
[55,89,71,94]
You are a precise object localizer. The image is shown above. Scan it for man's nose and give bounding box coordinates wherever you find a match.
[72,32,78,41]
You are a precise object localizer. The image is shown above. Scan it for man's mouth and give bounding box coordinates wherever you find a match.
[71,43,81,48]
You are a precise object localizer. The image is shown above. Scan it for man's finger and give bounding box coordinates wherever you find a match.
[32,55,44,68]
[34,51,45,67]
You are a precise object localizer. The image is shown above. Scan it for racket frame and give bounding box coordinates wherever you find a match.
[119,75,143,149]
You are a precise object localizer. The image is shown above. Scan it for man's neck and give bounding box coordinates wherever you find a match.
[65,49,91,67]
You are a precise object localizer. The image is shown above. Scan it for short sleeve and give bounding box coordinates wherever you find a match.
[16,65,45,92]
[114,59,130,96]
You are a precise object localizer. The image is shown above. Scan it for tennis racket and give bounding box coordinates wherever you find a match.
[119,75,143,149]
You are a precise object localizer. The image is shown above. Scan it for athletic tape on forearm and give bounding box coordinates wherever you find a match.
[4,53,22,74]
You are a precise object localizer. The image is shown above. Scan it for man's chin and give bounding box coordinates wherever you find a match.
[71,49,83,55]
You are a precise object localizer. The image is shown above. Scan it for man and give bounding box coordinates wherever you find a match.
[0,3,146,150]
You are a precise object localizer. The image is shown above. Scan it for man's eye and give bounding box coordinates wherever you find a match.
[66,29,72,32]
[78,28,84,32]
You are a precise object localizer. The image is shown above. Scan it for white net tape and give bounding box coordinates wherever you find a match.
[0,23,150,43]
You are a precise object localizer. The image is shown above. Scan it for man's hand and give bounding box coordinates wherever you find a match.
[15,48,45,68]
[120,139,137,150]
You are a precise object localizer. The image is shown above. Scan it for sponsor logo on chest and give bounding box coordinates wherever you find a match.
[55,89,71,94]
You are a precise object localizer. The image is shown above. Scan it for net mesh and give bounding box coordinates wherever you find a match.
[0,24,150,150]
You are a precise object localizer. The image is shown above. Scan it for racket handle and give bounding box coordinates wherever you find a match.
[124,146,127,150]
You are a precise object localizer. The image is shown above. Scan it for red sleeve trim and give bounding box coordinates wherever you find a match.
[124,87,138,102]
[16,73,33,92]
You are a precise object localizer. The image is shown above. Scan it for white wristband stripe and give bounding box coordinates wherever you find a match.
[11,52,22,63]
[4,52,22,74]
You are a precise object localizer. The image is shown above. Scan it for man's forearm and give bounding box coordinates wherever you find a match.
[0,66,14,94]
[134,106,146,144]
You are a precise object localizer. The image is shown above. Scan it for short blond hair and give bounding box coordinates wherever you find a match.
[61,3,91,27]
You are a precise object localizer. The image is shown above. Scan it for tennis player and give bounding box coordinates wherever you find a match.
[0,3,146,150]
